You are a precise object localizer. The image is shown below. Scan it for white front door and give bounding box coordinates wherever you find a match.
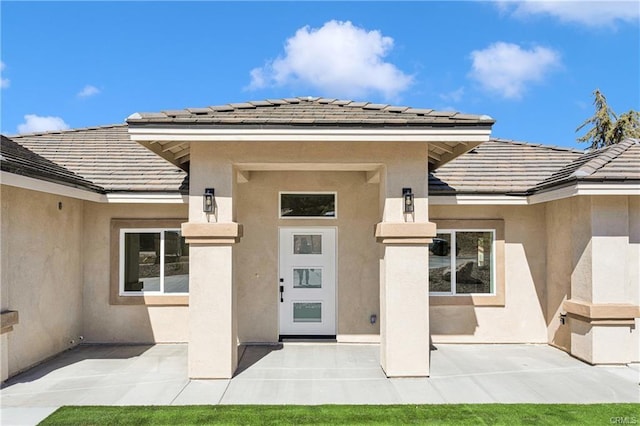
[279,227,336,336]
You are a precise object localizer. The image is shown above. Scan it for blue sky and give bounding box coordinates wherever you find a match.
[1,1,638,149]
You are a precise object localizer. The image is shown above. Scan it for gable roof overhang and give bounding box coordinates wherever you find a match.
[126,98,495,170]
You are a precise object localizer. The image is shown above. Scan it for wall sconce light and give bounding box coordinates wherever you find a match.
[203,188,215,213]
[402,187,414,214]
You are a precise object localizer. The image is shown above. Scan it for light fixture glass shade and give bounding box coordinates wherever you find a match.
[402,187,414,213]
[203,188,215,213]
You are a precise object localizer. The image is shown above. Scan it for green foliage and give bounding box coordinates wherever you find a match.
[41,404,640,425]
[577,89,640,150]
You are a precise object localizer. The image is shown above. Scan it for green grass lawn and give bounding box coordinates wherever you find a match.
[40,404,640,425]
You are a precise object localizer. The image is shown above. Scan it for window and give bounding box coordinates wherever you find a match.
[429,230,495,295]
[120,228,189,295]
[280,192,336,218]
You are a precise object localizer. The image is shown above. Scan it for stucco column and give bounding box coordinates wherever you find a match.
[565,196,640,364]
[376,222,435,377]
[182,223,242,379]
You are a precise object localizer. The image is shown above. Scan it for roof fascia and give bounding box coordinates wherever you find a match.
[529,182,640,204]
[429,194,528,205]
[128,127,492,143]
[431,181,640,205]
[2,171,105,202]
[2,171,187,204]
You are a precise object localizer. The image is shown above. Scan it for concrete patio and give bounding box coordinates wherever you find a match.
[1,343,639,425]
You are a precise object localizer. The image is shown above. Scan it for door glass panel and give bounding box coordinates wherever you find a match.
[429,233,452,292]
[293,302,322,322]
[293,268,322,288]
[293,235,322,254]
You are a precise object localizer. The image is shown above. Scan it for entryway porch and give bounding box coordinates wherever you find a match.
[2,342,637,424]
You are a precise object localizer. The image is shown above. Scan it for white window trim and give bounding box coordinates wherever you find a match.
[429,229,496,296]
[279,191,338,219]
[119,228,188,296]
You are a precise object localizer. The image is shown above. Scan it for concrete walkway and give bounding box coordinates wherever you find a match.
[1,343,639,425]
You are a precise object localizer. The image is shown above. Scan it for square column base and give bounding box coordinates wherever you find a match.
[380,244,431,377]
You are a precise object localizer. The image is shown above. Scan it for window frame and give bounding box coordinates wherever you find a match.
[119,228,188,296]
[110,219,188,306]
[429,229,496,297]
[429,219,505,307]
[279,191,338,219]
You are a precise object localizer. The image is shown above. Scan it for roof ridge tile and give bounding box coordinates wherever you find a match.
[572,140,635,178]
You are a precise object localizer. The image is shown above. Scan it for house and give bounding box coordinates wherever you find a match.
[1,97,638,381]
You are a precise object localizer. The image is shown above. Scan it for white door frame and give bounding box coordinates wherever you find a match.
[278,227,337,336]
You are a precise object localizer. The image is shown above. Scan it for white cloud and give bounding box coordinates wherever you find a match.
[77,84,100,98]
[440,87,465,103]
[248,20,413,100]
[17,114,70,134]
[469,42,561,99]
[500,0,639,27]
[1,61,9,89]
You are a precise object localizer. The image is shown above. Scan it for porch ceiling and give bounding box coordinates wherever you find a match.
[140,139,192,168]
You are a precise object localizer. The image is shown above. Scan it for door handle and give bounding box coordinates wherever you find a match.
[279,278,284,303]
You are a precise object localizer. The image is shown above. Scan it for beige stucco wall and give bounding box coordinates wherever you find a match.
[187,141,432,343]
[429,204,548,343]
[187,140,432,377]
[544,197,572,351]
[1,185,8,381]
[81,202,189,343]
[545,195,639,363]
[1,185,84,378]
[235,171,380,342]
[630,195,640,360]
[188,141,429,224]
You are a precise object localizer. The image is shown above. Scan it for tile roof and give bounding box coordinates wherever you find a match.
[127,97,495,128]
[1,135,104,192]
[535,139,640,190]
[8,125,187,193]
[429,139,584,194]
[5,122,638,198]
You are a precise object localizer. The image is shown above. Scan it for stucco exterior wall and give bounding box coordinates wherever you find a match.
[81,202,189,343]
[429,204,548,343]
[545,195,639,364]
[565,196,640,364]
[544,197,572,351]
[1,185,8,381]
[235,171,380,342]
[630,196,640,360]
[188,141,429,225]
[1,185,84,378]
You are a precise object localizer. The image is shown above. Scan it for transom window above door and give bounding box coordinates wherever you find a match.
[280,192,336,219]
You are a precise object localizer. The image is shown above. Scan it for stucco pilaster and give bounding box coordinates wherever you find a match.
[186,143,240,378]
[567,196,639,364]
[379,243,431,376]
[188,243,238,378]
[0,334,7,382]
[377,153,433,376]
